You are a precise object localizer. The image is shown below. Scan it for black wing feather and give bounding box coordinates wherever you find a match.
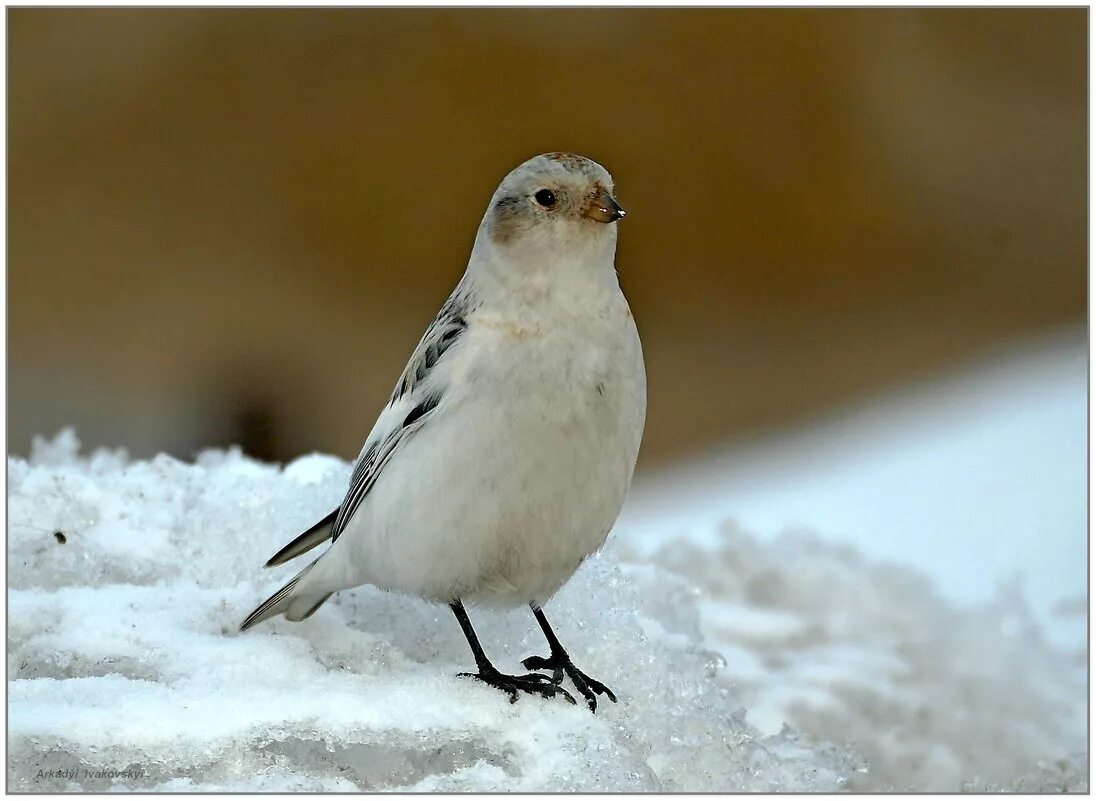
[265,508,337,567]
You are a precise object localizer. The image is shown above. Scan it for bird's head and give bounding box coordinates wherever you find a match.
[476,153,625,271]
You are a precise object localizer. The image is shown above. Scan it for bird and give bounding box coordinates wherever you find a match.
[240,152,646,712]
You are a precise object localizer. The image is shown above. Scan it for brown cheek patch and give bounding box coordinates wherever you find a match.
[489,195,526,246]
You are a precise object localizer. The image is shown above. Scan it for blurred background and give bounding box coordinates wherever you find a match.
[8,8,1086,466]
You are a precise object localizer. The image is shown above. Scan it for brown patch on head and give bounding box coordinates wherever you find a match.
[543,151,587,168]
[487,194,526,246]
[540,152,604,182]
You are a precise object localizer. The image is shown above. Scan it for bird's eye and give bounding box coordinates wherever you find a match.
[534,189,557,208]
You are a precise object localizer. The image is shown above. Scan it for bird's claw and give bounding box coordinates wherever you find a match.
[458,668,577,706]
[521,652,617,712]
[520,654,565,685]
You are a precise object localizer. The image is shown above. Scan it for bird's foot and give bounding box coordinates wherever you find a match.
[522,652,617,712]
[458,666,576,706]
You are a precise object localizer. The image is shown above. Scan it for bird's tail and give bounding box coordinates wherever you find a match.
[239,557,333,631]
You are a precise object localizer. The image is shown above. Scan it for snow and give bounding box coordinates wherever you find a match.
[7,334,1087,791]
[8,432,864,793]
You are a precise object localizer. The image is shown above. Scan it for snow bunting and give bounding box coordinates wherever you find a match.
[241,152,646,711]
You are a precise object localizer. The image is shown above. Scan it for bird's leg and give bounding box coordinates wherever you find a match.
[522,604,617,712]
[449,600,575,706]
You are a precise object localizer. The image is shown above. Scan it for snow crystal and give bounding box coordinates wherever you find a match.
[7,430,1086,792]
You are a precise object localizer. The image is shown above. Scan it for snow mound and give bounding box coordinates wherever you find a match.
[8,430,862,792]
[8,430,1086,792]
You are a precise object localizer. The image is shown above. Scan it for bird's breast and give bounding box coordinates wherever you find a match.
[461,300,645,438]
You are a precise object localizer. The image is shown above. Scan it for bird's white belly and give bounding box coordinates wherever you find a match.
[320,311,646,606]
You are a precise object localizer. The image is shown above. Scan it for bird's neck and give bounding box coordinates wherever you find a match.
[463,244,622,322]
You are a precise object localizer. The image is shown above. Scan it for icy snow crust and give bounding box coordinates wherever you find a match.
[7,431,1087,792]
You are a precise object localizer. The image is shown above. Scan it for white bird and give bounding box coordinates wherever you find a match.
[241,152,646,711]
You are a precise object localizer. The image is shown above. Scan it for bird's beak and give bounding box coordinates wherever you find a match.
[583,188,627,224]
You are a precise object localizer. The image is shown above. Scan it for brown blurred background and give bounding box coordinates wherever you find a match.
[8,8,1087,467]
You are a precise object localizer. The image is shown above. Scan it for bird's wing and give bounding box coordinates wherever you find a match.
[385,289,469,407]
[327,394,437,542]
[330,291,468,542]
[330,288,471,547]
[264,288,469,567]
[264,508,337,567]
